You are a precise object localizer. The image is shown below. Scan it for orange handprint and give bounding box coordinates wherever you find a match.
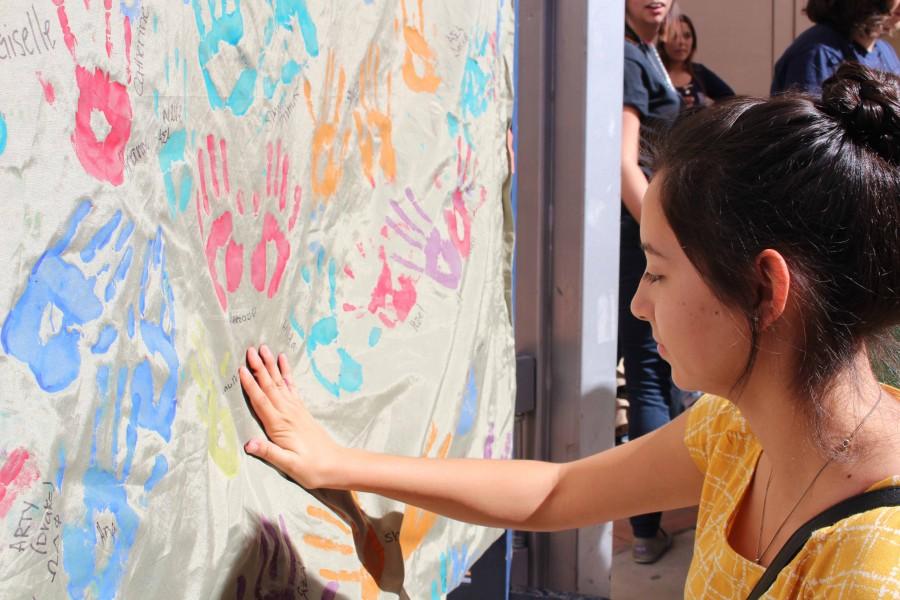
[398,0,441,93]
[304,503,380,600]
[399,423,452,560]
[354,44,397,188]
[304,50,351,200]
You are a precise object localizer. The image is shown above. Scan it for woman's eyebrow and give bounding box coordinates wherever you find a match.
[640,242,667,259]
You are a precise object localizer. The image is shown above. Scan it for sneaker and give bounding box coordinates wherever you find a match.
[631,528,672,564]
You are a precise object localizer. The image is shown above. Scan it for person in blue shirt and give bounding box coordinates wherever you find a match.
[620,0,681,565]
[659,14,735,108]
[772,0,900,95]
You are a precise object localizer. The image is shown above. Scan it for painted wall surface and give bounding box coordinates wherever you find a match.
[0,1,516,598]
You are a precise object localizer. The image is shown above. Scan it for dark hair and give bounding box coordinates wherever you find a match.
[805,0,896,38]
[659,14,698,70]
[656,63,900,452]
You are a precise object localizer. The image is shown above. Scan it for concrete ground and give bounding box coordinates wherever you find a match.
[610,507,697,600]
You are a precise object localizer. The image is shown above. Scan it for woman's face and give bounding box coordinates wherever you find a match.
[630,176,751,396]
[666,20,694,63]
[626,0,673,31]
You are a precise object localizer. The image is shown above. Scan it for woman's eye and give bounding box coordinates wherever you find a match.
[642,272,663,284]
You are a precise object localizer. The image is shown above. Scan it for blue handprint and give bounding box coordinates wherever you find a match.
[193,0,259,116]
[193,0,318,117]
[62,226,179,600]
[268,0,319,57]
[290,247,363,398]
[431,543,470,599]
[2,201,135,392]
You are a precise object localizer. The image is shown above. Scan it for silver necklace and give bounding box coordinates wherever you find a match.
[753,392,884,564]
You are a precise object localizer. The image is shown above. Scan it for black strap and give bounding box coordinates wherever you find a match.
[746,486,900,600]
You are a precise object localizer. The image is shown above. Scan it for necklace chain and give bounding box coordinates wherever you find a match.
[753,392,884,564]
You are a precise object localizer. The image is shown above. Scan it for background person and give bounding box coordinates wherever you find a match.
[659,14,735,107]
[772,0,900,95]
[619,0,681,564]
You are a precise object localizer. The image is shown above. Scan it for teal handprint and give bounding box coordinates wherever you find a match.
[290,248,363,398]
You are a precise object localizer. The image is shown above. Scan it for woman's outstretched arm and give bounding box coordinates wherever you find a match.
[240,345,704,532]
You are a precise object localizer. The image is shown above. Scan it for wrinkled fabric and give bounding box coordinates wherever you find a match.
[0,1,516,598]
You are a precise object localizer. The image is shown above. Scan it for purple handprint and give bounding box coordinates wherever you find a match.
[236,515,310,600]
[385,188,462,289]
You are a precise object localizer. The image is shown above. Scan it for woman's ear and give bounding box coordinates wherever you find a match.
[754,249,790,329]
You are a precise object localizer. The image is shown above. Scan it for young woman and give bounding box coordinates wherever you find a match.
[772,0,900,95]
[659,14,735,108]
[239,63,900,598]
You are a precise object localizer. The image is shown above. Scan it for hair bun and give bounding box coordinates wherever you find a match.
[821,62,900,164]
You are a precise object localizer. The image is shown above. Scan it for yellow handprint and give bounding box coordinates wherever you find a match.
[186,324,239,477]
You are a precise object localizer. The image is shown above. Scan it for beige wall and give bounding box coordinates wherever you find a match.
[675,0,811,96]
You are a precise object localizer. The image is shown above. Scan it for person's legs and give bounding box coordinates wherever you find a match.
[618,213,672,545]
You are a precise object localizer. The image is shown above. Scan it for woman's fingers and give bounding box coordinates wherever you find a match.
[246,346,280,400]
[259,344,287,390]
[239,365,278,425]
[278,353,297,394]
[244,438,297,479]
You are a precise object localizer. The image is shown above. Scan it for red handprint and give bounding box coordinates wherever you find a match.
[196,135,301,311]
[54,0,133,186]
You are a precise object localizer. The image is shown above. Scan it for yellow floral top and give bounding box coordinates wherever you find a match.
[683,389,900,599]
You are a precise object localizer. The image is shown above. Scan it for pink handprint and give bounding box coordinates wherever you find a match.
[445,137,486,260]
[196,136,301,311]
[54,0,133,186]
[386,188,463,289]
[344,238,418,329]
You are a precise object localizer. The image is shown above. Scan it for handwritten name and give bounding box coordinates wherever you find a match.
[132,8,150,96]
[230,307,257,325]
[7,482,62,582]
[0,5,56,62]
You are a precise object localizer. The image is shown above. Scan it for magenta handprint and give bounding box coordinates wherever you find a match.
[54,0,134,186]
[196,136,301,311]
[386,188,462,290]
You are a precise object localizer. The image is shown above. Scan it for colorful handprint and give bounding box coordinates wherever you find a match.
[0,448,40,519]
[196,135,301,311]
[53,0,134,185]
[386,188,463,290]
[235,514,310,600]
[62,226,180,600]
[398,0,441,93]
[354,44,397,187]
[290,247,363,398]
[186,324,240,478]
[2,202,135,392]
[304,50,351,200]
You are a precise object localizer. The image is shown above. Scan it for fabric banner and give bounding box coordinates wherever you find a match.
[0,0,516,597]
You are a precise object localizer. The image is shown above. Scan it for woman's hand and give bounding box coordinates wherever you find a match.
[240,344,341,488]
